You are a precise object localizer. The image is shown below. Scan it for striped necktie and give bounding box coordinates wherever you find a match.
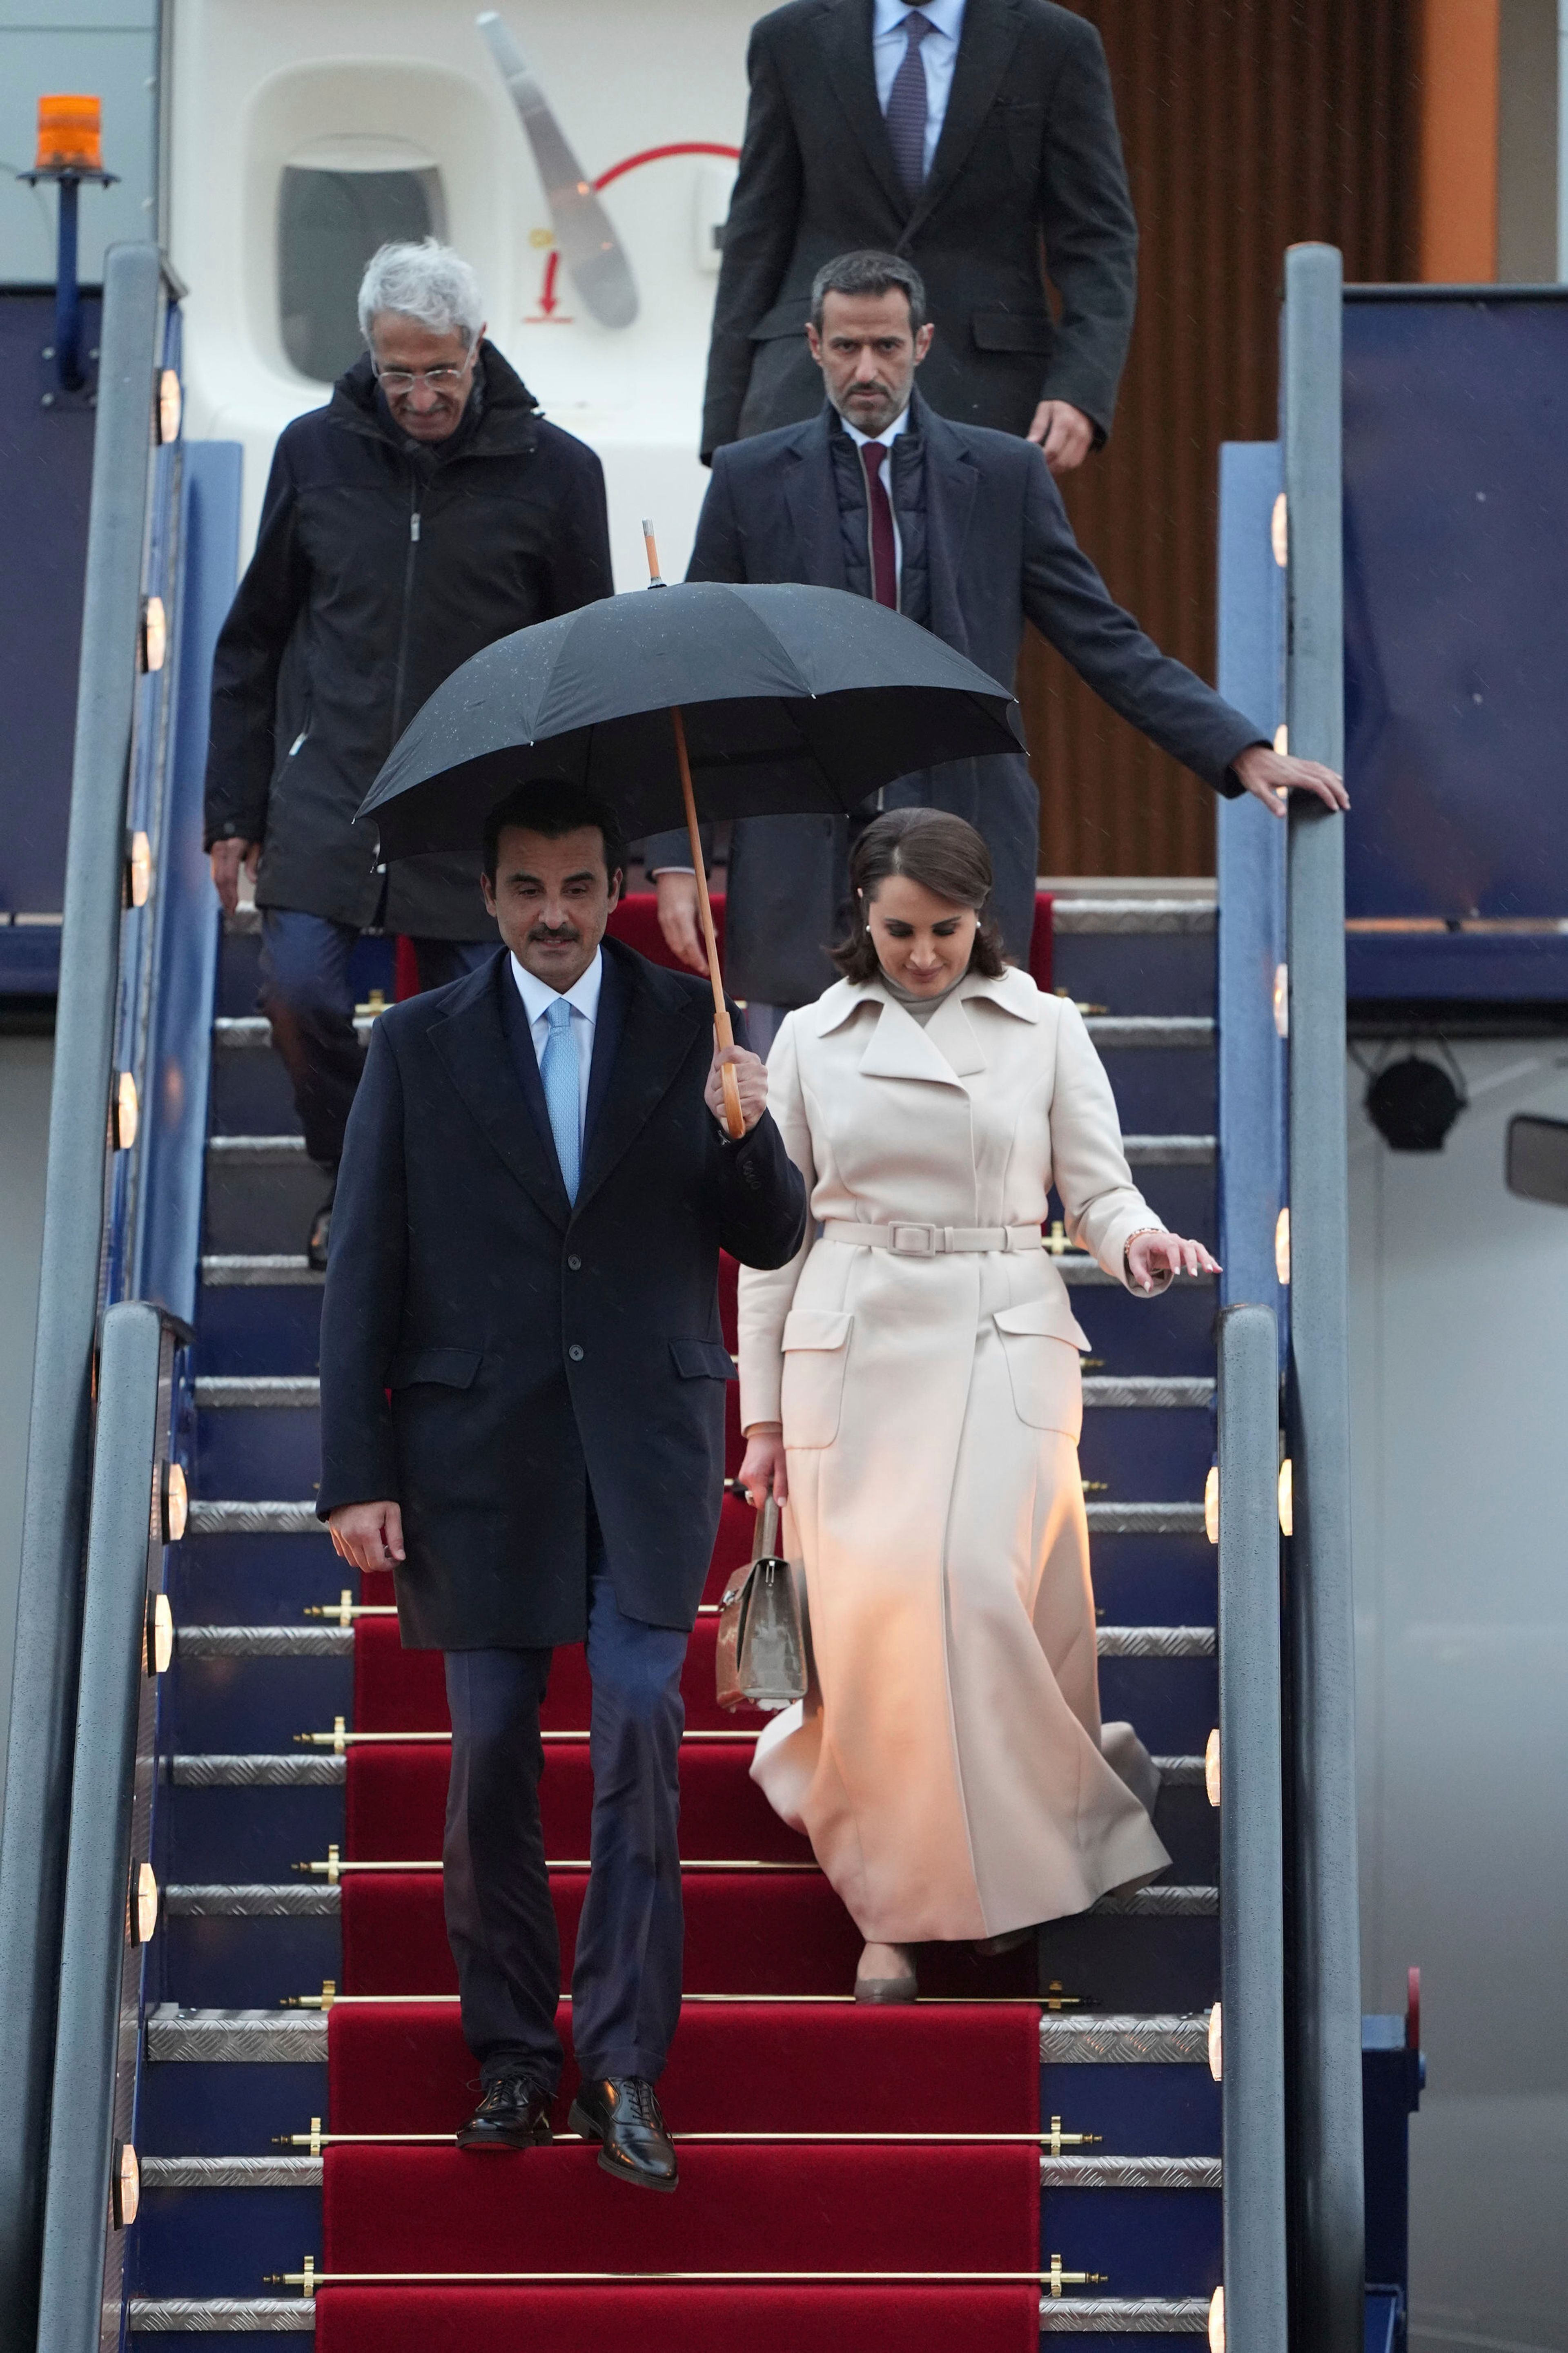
[540,996,580,1203]
[886,10,934,200]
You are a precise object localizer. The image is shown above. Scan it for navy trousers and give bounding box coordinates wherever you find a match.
[442,1529,688,2092]
[258,909,492,1169]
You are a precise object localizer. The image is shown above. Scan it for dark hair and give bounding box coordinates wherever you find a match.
[482,779,626,885]
[809,250,927,334]
[831,809,1007,983]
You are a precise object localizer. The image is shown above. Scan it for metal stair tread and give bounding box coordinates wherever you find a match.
[1051,897,1216,935]
[147,2006,327,2062]
[196,1376,320,1407]
[205,1129,1214,1167]
[172,1753,346,1786]
[1082,1017,1214,1048]
[216,1015,373,1048]
[174,1621,1212,1659]
[186,1498,1210,1537]
[129,2297,314,2332]
[1036,2296,1210,2329]
[165,1884,341,1916]
[141,2156,323,2188]
[201,1255,324,1288]
[147,2002,1218,2063]
[1038,2014,1210,2063]
[172,1750,1207,1786]
[194,1373,1217,1411]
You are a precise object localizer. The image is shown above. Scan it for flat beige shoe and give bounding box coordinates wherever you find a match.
[855,1941,918,2003]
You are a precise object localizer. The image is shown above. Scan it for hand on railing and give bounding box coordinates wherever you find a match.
[1231,743,1348,819]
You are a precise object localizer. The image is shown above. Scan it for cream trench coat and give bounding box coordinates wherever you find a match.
[737,967,1174,1944]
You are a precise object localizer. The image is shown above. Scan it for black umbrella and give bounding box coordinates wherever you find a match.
[359,526,1020,1131]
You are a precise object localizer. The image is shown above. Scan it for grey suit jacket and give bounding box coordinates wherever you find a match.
[647,395,1265,1009]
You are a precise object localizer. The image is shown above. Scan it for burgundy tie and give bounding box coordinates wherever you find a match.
[860,441,897,609]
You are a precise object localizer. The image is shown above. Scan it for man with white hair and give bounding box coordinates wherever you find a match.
[205,239,611,1264]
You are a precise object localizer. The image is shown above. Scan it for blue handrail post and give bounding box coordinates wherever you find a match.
[1216,1303,1288,2353]
[1281,239,1365,2352]
[34,1302,172,2353]
[0,240,163,2348]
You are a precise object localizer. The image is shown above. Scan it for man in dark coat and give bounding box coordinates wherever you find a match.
[702,0,1138,472]
[204,239,612,1262]
[653,253,1346,1017]
[318,780,806,2192]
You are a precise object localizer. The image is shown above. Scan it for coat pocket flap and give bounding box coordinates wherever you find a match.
[993,1298,1090,1350]
[969,306,1054,355]
[781,1309,853,1353]
[388,1345,483,1390]
[669,1338,738,1381]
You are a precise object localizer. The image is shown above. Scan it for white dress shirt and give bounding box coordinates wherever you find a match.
[871,0,968,181]
[510,948,602,1151]
[841,404,911,600]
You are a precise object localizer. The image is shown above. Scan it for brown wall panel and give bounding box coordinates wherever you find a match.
[1024,0,1416,875]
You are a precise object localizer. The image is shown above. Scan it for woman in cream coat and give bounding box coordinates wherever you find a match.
[737,811,1220,2000]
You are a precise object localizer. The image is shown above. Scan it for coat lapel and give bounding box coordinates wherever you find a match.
[855,992,980,1088]
[573,942,707,1214]
[915,397,979,655]
[817,0,909,223]
[429,959,572,1230]
[782,413,850,592]
[904,0,1025,241]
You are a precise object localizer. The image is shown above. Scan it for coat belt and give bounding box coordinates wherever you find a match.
[820,1220,1045,1257]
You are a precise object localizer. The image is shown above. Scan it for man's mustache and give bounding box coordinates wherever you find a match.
[528,922,582,943]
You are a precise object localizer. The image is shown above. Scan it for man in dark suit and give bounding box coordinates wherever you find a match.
[702,0,1138,472]
[318,781,806,2192]
[653,253,1346,1018]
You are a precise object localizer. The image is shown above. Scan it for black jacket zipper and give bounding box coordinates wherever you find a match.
[389,477,423,745]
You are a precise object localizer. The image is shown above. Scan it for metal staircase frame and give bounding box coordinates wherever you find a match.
[0,236,1363,2353]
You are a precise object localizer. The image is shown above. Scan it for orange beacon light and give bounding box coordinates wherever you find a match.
[34,94,104,175]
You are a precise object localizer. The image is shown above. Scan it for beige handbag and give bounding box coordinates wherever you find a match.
[715,1494,808,1713]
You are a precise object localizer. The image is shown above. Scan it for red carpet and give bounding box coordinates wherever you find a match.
[314,2285,1039,2353]
[352,1606,773,1736]
[323,2144,1039,2273]
[328,2000,1040,2135]
[321,1245,1047,2342]
[347,1741,814,1862]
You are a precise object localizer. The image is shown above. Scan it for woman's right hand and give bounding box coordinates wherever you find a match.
[739,1425,788,1508]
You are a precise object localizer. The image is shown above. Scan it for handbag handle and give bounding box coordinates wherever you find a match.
[758,1491,780,1557]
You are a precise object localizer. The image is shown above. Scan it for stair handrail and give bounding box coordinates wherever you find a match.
[0,239,166,2344]
[1281,239,1366,2348]
[34,1302,176,2353]
[1215,1303,1287,2351]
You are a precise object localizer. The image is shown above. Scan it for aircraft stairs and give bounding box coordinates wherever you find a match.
[0,243,1386,2353]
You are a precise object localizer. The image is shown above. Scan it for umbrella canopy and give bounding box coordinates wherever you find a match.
[357,580,1022,861]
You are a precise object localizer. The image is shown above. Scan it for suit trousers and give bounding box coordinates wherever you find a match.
[441,1522,688,2091]
[258,910,492,1170]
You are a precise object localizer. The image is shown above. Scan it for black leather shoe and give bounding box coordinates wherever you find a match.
[568,2076,678,2192]
[456,2072,554,2152]
[307,1188,335,1272]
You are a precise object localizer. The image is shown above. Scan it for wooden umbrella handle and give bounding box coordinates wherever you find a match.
[670,705,744,1140]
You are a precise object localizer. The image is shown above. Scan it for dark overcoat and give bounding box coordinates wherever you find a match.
[702,0,1138,459]
[645,395,1265,1007]
[316,941,806,1649]
[203,344,611,938]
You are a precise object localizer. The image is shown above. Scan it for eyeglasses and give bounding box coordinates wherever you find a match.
[371,359,472,394]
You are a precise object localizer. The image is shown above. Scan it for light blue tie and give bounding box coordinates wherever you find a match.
[540,997,580,1203]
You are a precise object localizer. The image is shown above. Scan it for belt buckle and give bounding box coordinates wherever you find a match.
[890,1222,937,1256]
